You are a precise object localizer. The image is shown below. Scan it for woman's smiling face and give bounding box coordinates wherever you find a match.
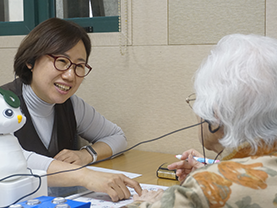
[29,40,87,104]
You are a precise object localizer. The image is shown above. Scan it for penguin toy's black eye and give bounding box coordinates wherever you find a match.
[3,109,14,118]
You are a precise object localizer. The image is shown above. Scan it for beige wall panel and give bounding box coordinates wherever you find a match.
[0,49,17,85]
[266,0,277,39]
[132,0,167,46]
[0,36,24,48]
[76,45,217,158]
[89,33,120,46]
[169,0,265,44]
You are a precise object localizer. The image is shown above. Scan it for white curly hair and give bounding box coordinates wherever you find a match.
[193,34,277,152]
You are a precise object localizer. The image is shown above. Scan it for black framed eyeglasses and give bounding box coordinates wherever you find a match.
[48,54,92,77]
[186,93,220,133]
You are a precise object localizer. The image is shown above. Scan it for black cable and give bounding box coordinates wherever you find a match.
[13,169,42,204]
[0,169,42,207]
[200,118,207,165]
[92,121,206,164]
[213,149,223,162]
[43,121,205,177]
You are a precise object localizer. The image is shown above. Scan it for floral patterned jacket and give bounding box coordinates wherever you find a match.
[126,144,277,208]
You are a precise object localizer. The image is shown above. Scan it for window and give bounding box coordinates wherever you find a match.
[0,0,119,36]
[0,0,35,36]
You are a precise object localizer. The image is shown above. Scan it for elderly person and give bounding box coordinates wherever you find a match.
[127,34,277,207]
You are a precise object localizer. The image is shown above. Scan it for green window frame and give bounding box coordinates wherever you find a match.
[0,0,119,36]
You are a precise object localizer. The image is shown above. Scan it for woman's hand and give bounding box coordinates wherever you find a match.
[47,160,142,202]
[82,168,142,201]
[54,143,113,166]
[133,189,164,203]
[167,149,205,182]
[54,149,91,166]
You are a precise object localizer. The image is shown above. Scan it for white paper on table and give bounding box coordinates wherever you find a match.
[67,183,168,208]
[86,166,142,179]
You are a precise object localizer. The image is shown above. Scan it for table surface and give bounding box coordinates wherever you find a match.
[93,150,181,187]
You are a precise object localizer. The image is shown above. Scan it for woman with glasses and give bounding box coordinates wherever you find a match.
[1,17,141,201]
[127,34,277,207]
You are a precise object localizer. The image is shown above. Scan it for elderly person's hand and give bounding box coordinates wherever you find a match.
[167,149,205,182]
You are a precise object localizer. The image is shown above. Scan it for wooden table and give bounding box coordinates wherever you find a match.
[93,150,180,187]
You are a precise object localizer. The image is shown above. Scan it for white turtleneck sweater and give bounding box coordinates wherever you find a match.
[22,84,127,171]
